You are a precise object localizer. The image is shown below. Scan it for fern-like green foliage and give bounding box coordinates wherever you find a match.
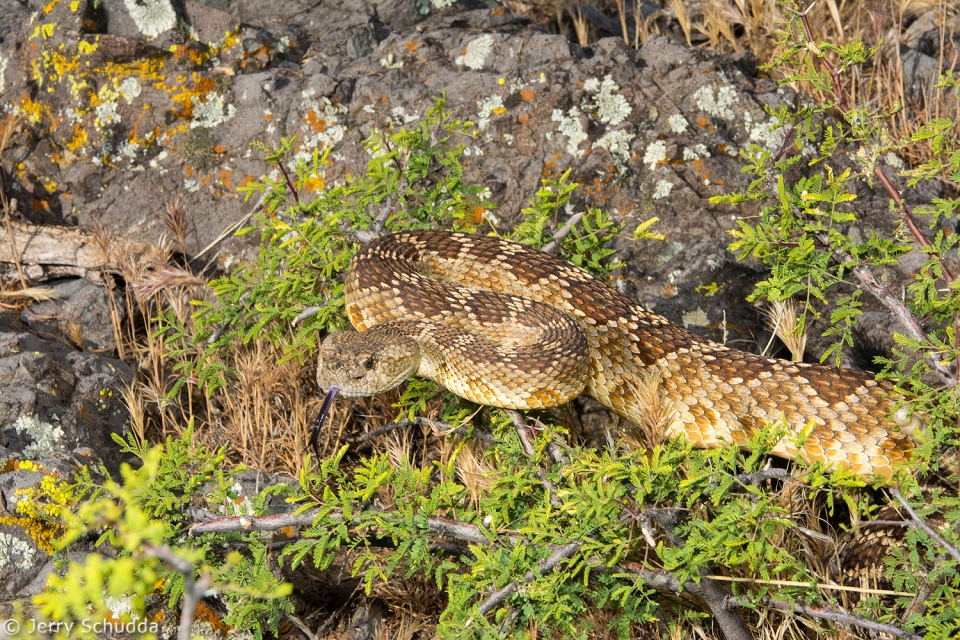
[714,1,960,637]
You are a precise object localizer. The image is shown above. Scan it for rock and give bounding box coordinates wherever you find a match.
[0,314,134,473]
[901,46,943,103]
[0,0,947,403]
[20,277,123,351]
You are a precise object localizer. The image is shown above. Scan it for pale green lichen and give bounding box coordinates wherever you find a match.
[0,532,37,571]
[682,308,710,328]
[551,107,588,158]
[593,129,635,169]
[682,144,710,161]
[190,92,236,129]
[477,95,505,131]
[389,106,418,126]
[668,113,689,134]
[123,0,176,39]
[652,179,674,199]
[379,53,403,69]
[693,85,738,121]
[884,151,905,168]
[455,35,495,70]
[643,139,667,170]
[14,414,64,460]
[585,76,631,126]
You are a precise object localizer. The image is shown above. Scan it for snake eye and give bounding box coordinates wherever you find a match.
[360,354,375,369]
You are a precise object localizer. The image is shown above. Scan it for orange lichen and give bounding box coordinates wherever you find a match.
[698,116,708,127]
[303,175,325,192]
[491,7,505,16]
[217,168,233,189]
[520,88,534,102]
[517,113,528,125]
[194,601,232,636]
[405,40,418,52]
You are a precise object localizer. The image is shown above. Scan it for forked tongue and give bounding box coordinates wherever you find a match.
[309,386,340,456]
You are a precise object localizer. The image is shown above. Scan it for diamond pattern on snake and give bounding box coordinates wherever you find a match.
[317,230,923,478]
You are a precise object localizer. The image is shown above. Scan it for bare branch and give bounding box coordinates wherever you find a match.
[749,596,923,640]
[142,542,213,640]
[542,212,585,255]
[890,488,960,564]
[187,509,498,546]
[475,541,582,616]
[617,562,922,640]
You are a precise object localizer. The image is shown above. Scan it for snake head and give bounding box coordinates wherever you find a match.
[316,327,421,397]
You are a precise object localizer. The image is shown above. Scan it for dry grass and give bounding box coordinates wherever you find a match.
[762,298,808,361]
[84,195,355,478]
[620,369,677,452]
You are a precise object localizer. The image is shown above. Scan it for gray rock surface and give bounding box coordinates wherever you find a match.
[20,277,123,351]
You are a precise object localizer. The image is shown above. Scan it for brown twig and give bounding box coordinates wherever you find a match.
[617,562,922,640]
[504,409,537,457]
[276,161,300,207]
[187,509,498,545]
[644,508,754,640]
[475,541,583,616]
[748,596,923,640]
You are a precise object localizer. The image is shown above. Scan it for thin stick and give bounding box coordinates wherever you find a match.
[702,574,914,597]
[890,488,960,564]
[750,596,923,640]
[475,541,582,616]
[142,542,212,640]
[542,212,585,255]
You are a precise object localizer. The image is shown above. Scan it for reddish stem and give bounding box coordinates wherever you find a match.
[796,5,954,283]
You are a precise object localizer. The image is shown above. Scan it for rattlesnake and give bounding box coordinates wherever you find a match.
[317,230,922,477]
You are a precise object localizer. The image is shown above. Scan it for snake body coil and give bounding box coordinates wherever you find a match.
[317,231,917,477]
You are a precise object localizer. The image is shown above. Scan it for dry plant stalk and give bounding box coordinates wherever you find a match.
[762,298,807,362]
[667,0,693,46]
[622,369,676,452]
[571,5,590,46]
[454,440,495,507]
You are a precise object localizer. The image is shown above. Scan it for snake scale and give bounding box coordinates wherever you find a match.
[316,230,921,477]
